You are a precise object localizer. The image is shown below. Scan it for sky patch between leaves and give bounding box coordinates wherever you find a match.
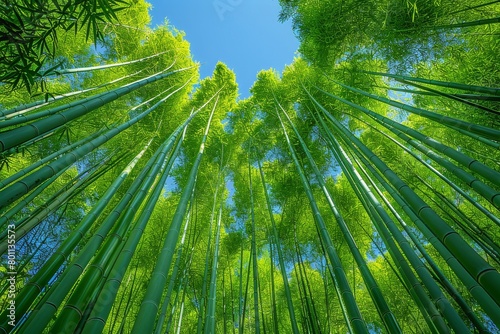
[146,0,300,99]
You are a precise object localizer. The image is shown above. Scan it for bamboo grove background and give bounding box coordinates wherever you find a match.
[0,0,499,333]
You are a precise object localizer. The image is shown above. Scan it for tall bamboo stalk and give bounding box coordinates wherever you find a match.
[305,86,500,309]
[277,98,402,332]
[15,114,192,333]
[77,131,185,334]
[248,158,261,334]
[359,70,500,96]
[257,158,299,334]
[0,64,193,152]
[53,50,171,75]
[0,76,193,209]
[131,95,219,334]
[275,108,369,333]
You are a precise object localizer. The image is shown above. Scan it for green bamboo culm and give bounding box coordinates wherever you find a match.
[0,126,108,190]
[0,166,69,230]
[52,50,171,75]
[392,78,500,116]
[314,87,500,206]
[204,204,224,334]
[48,145,178,333]
[275,108,369,334]
[248,158,261,334]
[326,124,472,333]
[0,82,175,131]
[201,162,225,334]
[0,64,193,152]
[359,161,489,332]
[276,99,402,333]
[155,200,194,334]
[131,95,220,334]
[358,70,500,96]
[314,114,448,333]
[338,111,500,329]
[324,78,500,141]
[341,110,500,228]
[46,109,198,333]
[401,17,500,32]
[0,154,116,253]
[257,157,300,334]
[305,86,500,308]
[0,140,152,330]
[14,116,191,333]
[78,129,186,334]
[0,76,193,209]
[196,177,218,334]
[0,68,146,122]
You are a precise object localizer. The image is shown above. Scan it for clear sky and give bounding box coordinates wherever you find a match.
[146,0,299,99]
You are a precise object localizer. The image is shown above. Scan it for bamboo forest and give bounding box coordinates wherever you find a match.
[1,0,500,333]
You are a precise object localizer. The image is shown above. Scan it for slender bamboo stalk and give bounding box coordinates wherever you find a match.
[130,95,219,334]
[319,85,500,188]
[322,79,500,140]
[76,132,185,334]
[0,167,69,230]
[48,112,193,332]
[240,245,252,333]
[155,202,194,334]
[0,71,153,129]
[341,118,500,328]
[238,236,245,333]
[323,129,450,333]
[393,78,500,116]
[0,64,193,152]
[306,86,500,309]
[267,234,279,334]
[275,108,369,333]
[418,182,500,264]
[0,139,149,330]
[197,197,216,334]
[0,126,108,190]
[447,1,500,16]
[248,159,261,334]
[205,204,224,334]
[341,110,500,228]
[15,116,190,333]
[358,70,500,96]
[0,154,118,253]
[294,239,321,334]
[0,69,145,120]
[53,51,171,75]
[398,17,500,32]
[0,76,193,209]
[354,155,489,332]
[316,87,500,209]
[278,99,402,332]
[377,85,500,102]
[309,103,446,332]
[257,158,299,334]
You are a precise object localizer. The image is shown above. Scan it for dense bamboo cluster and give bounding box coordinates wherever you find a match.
[1,0,499,333]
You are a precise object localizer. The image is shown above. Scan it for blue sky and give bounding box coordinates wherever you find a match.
[146,0,299,99]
